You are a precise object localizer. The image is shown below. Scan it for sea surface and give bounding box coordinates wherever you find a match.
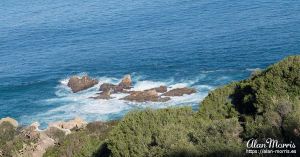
[1,0,300,128]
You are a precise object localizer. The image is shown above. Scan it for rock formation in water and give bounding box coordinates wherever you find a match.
[95,75,196,102]
[67,76,98,93]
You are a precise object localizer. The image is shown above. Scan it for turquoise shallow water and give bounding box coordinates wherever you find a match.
[0,0,300,127]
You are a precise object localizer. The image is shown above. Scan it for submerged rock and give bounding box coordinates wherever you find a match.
[122,90,170,102]
[163,87,196,96]
[0,117,18,128]
[67,76,98,93]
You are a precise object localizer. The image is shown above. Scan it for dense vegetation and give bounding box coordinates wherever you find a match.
[1,56,299,157]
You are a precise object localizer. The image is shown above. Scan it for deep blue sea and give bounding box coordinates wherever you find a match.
[1,0,300,127]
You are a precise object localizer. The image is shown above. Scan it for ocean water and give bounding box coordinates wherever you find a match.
[0,0,300,127]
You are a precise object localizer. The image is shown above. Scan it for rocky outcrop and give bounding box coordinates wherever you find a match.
[67,76,98,93]
[146,86,168,93]
[163,87,196,96]
[48,117,87,131]
[118,74,132,89]
[122,90,170,102]
[96,75,197,102]
[0,117,18,127]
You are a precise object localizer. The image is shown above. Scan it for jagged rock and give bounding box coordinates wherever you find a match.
[163,87,196,96]
[122,90,170,102]
[67,76,98,93]
[118,75,132,89]
[0,117,18,127]
[146,86,168,93]
[48,117,87,131]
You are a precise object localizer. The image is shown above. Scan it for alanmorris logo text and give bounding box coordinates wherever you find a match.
[246,138,296,154]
